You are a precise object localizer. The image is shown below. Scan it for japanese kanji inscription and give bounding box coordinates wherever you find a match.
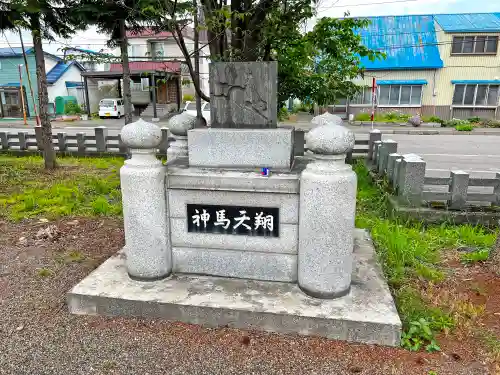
[187,204,279,237]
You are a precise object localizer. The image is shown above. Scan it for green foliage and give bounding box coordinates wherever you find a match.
[481,119,500,128]
[0,155,123,221]
[353,162,495,347]
[460,249,489,263]
[182,94,195,102]
[355,112,412,123]
[277,16,384,105]
[467,116,481,123]
[401,318,441,352]
[278,106,289,121]
[455,124,474,131]
[422,116,444,125]
[444,118,469,127]
[64,101,82,115]
[355,113,371,121]
[37,268,54,277]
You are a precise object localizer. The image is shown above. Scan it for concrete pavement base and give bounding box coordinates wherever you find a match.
[68,229,401,347]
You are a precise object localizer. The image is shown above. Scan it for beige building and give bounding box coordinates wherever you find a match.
[345,13,500,120]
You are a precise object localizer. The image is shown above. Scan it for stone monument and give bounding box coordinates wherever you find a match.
[68,62,401,347]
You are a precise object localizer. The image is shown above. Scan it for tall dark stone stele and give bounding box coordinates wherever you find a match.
[209,62,278,129]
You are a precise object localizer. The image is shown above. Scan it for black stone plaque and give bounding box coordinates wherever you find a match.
[187,204,279,237]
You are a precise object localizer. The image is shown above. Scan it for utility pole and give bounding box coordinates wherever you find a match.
[18,65,28,125]
[19,28,40,126]
[193,0,204,127]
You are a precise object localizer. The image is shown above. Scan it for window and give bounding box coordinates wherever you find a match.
[151,42,165,59]
[141,77,150,91]
[452,84,500,106]
[377,85,423,106]
[350,86,373,105]
[451,36,498,55]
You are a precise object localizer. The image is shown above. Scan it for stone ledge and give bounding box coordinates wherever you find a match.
[388,195,500,226]
[68,229,401,347]
[188,128,294,170]
[167,167,301,194]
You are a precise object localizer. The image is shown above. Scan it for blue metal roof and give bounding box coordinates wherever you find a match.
[377,79,428,85]
[359,15,443,70]
[65,81,83,88]
[434,13,500,32]
[46,61,83,84]
[0,47,33,57]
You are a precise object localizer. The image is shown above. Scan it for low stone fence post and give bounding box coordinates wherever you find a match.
[448,170,469,209]
[18,131,28,151]
[34,127,43,151]
[298,122,356,298]
[119,119,172,281]
[387,153,402,183]
[167,112,195,160]
[378,140,397,175]
[57,132,67,152]
[494,173,500,205]
[95,126,107,152]
[368,129,381,161]
[373,140,382,166]
[397,155,426,206]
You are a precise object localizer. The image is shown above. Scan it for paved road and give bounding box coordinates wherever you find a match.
[382,134,500,178]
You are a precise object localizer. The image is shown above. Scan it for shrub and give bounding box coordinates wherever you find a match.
[481,119,500,128]
[182,94,194,102]
[468,116,481,123]
[455,124,474,131]
[444,118,469,127]
[355,112,371,121]
[401,318,441,352]
[64,101,82,115]
[423,115,444,125]
[278,106,289,121]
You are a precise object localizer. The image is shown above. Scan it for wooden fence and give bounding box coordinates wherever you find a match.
[0,126,370,159]
[368,130,500,208]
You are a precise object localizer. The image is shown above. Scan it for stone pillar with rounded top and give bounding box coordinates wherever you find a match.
[298,120,357,298]
[167,112,196,161]
[120,119,172,280]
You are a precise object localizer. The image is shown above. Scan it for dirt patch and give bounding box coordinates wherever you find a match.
[0,218,498,374]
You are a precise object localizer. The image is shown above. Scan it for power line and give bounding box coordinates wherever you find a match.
[318,0,420,11]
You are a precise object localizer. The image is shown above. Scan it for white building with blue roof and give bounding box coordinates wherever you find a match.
[347,12,500,120]
[0,47,85,118]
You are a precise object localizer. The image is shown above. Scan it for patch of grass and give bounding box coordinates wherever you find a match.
[353,162,495,347]
[37,268,54,277]
[476,329,500,362]
[455,124,474,131]
[461,249,489,263]
[0,156,123,221]
[401,318,441,352]
[354,112,371,121]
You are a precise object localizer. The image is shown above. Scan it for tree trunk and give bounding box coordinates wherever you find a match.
[31,21,56,169]
[193,0,205,126]
[173,24,210,102]
[119,19,133,125]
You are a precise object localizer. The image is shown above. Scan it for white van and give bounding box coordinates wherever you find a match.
[99,98,125,119]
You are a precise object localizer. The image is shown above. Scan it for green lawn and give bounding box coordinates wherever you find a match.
[0,155,123,221]
[354,161,496,349]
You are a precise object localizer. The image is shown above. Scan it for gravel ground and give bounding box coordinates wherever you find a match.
[0,218,495,375]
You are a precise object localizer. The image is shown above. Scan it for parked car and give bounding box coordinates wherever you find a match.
[182,101,210,126]
[98,98,134,119]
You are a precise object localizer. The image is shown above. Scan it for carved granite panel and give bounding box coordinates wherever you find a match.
[209,62,277,128]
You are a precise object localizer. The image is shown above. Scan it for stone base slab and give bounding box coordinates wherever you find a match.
[68,229,401,346]
[172,247,297,282]
[188,128,294,170]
